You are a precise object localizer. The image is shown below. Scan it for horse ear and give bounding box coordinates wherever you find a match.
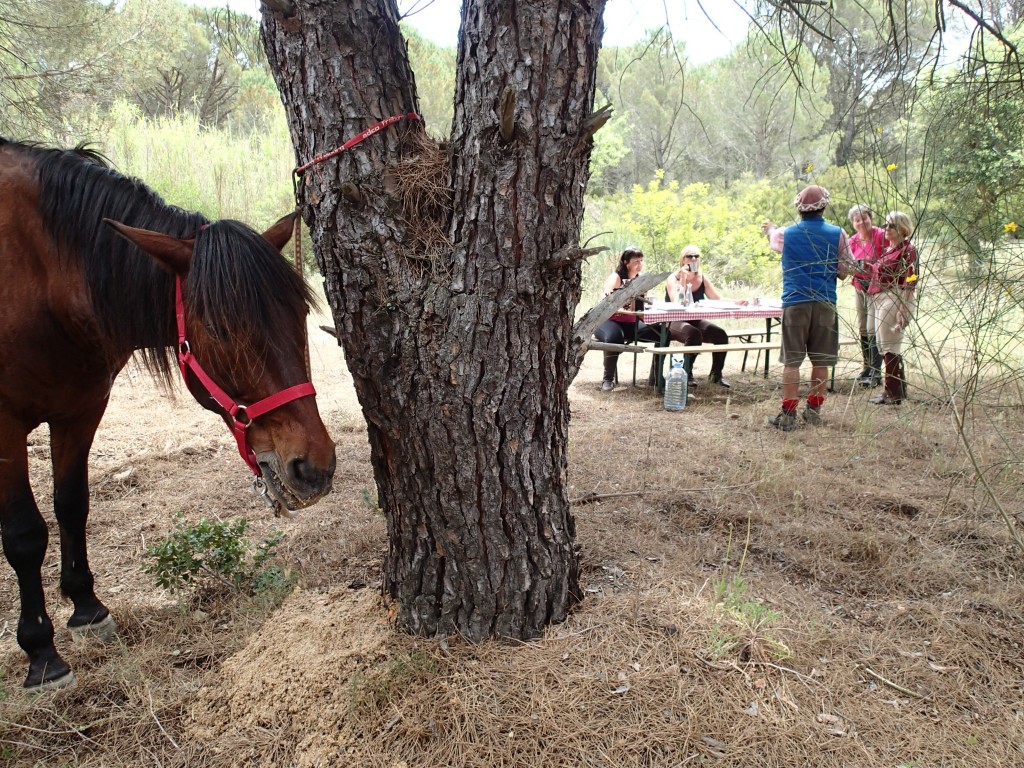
[262,211,299,252]
[104,219,194,275]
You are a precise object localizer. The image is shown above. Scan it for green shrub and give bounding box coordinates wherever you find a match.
[143,515,292,598]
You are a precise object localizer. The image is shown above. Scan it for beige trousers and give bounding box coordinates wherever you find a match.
[866,289,914,356]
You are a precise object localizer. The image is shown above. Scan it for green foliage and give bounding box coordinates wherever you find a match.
[588,105,632,194]
[104,100,297,225]
[582,172,783,302]
[916,38,1024,265]
[143,515,292,598]
[403,25,456,137]
[707,525,791,663]
[359,487,383,515]
[0,0,186,140]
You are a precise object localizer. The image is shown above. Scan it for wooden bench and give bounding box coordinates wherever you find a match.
[586,340,657,387]
[649,341,783,356]
[585,337,858,391]
[647,338,858,391]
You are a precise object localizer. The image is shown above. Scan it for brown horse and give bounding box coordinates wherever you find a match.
[0,138,336,690]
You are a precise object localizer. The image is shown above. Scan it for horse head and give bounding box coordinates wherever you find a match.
[105,213,336,513]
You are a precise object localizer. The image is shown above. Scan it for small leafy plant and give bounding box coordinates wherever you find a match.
[708,574,790,662]
[706,521,791,663]
[143,515,292,598]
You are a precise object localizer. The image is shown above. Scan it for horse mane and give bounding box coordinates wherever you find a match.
[188,221,316,363]
[19,140,313,385]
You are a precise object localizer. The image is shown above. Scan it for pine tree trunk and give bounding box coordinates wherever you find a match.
[261,0,605,640]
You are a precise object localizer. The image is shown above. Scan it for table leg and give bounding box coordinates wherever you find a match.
[763,317,772,378]
[656,324,669,393]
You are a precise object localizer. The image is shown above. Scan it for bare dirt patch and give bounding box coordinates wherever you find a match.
[2,334,1022,767]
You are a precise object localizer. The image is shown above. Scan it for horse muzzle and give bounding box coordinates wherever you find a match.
[255,450,336,515]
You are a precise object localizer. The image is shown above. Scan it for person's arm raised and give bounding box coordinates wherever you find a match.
[837,230,854,280]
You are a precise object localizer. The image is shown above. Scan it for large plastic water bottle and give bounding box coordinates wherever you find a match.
[682,284,693,307]
[664,360,688,411]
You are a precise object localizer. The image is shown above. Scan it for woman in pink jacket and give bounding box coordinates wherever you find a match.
[848,204,887,387]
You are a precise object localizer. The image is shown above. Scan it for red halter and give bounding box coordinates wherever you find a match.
[174,276,315,476]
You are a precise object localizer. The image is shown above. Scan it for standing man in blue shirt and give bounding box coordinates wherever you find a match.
[762,185,852,431]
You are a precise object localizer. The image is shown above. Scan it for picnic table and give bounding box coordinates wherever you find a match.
[642,299,783,376]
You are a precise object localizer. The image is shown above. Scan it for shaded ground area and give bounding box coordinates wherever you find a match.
[2,329,1022,767]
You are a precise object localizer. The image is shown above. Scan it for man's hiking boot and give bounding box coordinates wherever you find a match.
[802,405,822,426]
[767,410,797,431]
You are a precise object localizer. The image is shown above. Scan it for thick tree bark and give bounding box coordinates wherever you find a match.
[261,0,605,640]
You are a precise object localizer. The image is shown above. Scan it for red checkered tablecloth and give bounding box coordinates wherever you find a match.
[642,303,782,324]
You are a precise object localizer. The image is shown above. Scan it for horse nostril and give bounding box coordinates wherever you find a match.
[288,458,318,488]
[288,456,335,493]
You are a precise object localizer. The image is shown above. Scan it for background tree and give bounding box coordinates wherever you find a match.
[596,28,692,188]
[401,26,456,138]
[0,0,170,139]
[918,26,1024,271]
[261,0,609,641]
[137,7,271,128]
[757,0,934,167]
[683,34,826,183]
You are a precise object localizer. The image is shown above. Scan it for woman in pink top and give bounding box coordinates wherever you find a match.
[848,204,887,387]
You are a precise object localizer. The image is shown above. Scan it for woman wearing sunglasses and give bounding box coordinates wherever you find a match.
[665,245,748,388]
[866,212,918,405]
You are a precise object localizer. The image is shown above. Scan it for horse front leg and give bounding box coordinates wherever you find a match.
[50,409,116,644]
[0,422,73,689]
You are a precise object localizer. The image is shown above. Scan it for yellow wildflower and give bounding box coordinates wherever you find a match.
[804,163,814,173]
[1004,221,1018,233]
[886,163,898,172]
[905,274,918,284]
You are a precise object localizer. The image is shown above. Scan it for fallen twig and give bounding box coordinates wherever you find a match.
[570,490,644,505]
[148,688,180,749]
[860,665,926,699]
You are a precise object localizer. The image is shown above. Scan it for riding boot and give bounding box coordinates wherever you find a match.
[682,353,698,388]
[601,352,617,391]
[857,335,872,385]
[867,336,883,388]
[896,354,908,400]
[871,353,902,404]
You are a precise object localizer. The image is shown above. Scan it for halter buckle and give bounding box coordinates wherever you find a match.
[252,476,284,517]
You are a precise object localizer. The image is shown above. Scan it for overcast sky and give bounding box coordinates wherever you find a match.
[190,0,749,64]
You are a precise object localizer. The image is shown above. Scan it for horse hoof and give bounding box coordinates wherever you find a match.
[70,614,118,644]
[26,670,77,692]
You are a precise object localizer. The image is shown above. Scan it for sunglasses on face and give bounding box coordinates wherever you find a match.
[885,222,896,229]
[684,254,700,259]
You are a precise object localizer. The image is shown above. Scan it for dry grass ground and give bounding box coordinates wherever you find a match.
[2,323,1022,767]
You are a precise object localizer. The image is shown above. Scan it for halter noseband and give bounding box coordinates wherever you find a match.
[174,276,315,476]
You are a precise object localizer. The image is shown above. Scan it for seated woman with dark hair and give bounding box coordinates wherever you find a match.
[594,246,686,392]
[665,245,747,388]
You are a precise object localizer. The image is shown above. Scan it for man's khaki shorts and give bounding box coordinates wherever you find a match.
[779,302,838,366]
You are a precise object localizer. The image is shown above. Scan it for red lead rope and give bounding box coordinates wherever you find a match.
[175,277,316,476]
[293,112,421,176]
